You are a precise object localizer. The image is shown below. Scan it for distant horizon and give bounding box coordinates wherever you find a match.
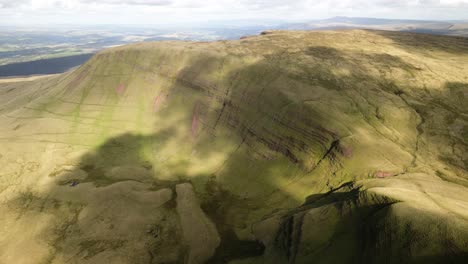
[1,16,467,29]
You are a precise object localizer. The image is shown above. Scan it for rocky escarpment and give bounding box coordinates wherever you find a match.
[0,30,467,263]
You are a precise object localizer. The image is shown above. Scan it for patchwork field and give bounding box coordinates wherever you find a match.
[0,29,467,263]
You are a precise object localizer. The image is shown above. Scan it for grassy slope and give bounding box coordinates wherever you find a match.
[0,30,466,263]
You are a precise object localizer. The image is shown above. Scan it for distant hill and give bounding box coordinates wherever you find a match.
[0,30,467,263]
[282,16,468,37]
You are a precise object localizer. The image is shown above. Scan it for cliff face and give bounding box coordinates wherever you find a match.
[0,30,467,263]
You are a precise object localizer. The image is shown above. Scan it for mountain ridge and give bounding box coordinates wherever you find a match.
[282,17,468,37]
[0,29,467,263]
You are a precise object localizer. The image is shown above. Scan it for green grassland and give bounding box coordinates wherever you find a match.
[0,29,467,263]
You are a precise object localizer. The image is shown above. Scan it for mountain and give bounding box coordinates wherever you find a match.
[0,29,467,263]
[283,17,468,37]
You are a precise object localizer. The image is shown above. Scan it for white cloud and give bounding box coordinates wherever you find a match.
[0,0,467,25]
[3,0,467,9]
[82,0,174,6]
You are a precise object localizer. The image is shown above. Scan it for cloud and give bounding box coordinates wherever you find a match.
[0,0,29,8]
[3,0,468,10]
[1,0,467,24]
[82,0,174,6]
[0,0,174,9]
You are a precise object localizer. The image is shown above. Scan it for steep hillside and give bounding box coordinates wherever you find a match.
[0,30,467,263]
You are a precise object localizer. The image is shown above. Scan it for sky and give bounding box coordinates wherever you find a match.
[1,0,468,26]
